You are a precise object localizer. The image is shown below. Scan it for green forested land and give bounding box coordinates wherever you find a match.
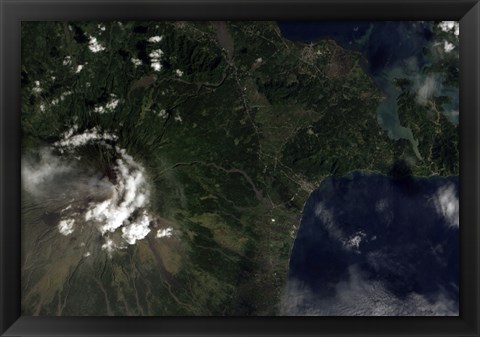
[21,21,458,315]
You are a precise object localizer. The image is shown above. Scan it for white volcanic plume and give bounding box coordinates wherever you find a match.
[83,147,151,242]
[23,126,157,255]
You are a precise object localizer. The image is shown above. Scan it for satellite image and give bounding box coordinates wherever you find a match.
[21,21,459,316]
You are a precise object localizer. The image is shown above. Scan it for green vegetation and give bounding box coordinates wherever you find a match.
[21,21,458,316]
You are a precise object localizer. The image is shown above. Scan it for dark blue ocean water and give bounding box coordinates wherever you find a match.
[279,22,459,315]
[278,21,459,146]
[278,21,434,76]
[286,172,459,315]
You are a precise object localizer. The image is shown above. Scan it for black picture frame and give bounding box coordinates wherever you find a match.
[1,0,479,336]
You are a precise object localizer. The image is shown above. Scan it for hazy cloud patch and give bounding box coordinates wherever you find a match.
[416,74,441,106]
[433,183,459,228]
[283,265,458,316]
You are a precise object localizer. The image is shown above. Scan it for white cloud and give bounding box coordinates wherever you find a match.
[106,98,119,110]
[345,231,366,252]
[149,49,164,59]
[438,21,459,37]
[443,40,455,53]
[101,238,125,256]
[156,109,167,119]
[122,213,151,244]
[149,49,164,72]
[54,127,117,151]
[156,227,173,238]
[32,81,42,94]
[62,124,79,139]
[93,106,106,114]
[58,218,75,236]
[60,91,72,101]
[63,56,72,66]
[147,35,163,43]
[433,183,459,228]
[151,61,162,71]
[88,36,106,53]
[93,96,120,114]
[131,58,142,67]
